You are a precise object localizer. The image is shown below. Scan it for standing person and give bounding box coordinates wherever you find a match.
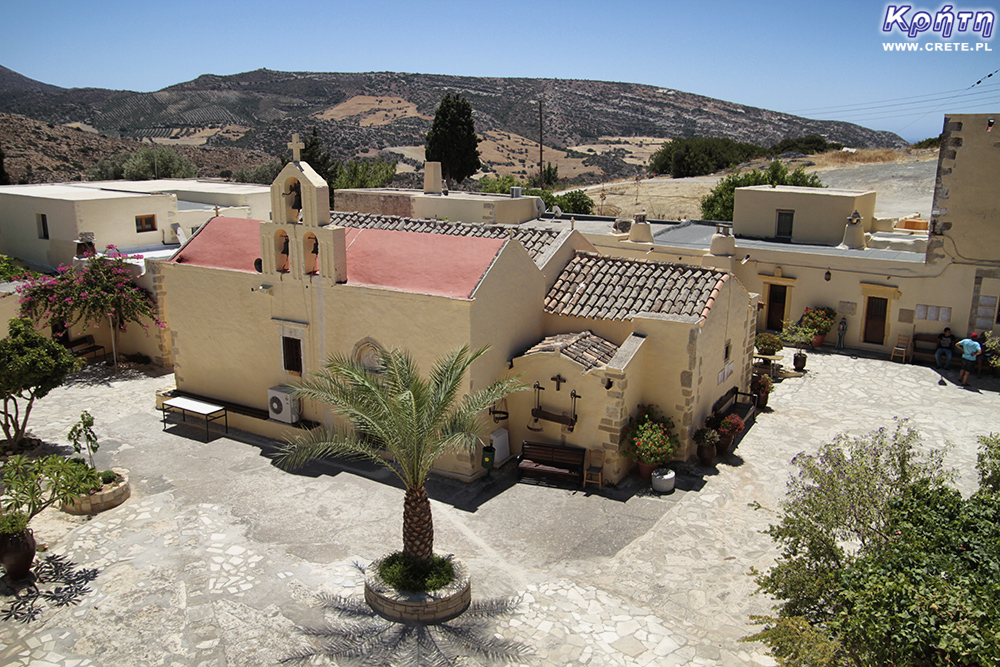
[957,333,982,387]
[935,327,955,369]
[836,318,848,349]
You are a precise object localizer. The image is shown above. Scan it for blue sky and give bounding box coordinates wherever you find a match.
[3,0,997,142]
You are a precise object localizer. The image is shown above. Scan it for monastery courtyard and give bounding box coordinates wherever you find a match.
[1,350,997,666]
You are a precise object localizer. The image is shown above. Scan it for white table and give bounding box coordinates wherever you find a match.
[161,396,228,441]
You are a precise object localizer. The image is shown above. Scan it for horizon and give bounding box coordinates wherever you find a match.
[4,0,998,143]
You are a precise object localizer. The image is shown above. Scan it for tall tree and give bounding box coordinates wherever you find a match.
[0,318,81,445]
[276,346,523,563]
[0,145,11,185]
[425,93,481,186]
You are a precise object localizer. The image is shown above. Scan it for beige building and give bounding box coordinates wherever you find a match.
[583,113,1000,354]
[0,179,270,272]
[158,155,755,482]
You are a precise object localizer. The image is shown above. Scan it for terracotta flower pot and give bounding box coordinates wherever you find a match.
[0,528,37,580]
[696,444,716,466]
[793,352,807,371]
[716,432,735,455]
[756,392,769,409]
[637,461,656,480]
[811,334,826,349]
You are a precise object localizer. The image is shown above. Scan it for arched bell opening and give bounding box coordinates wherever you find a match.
[304,233,319,275]
[275,230,290,273]
[283,177,302,224]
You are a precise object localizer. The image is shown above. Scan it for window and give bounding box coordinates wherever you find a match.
[775,210,794,239]
[37,214,49,240]
[282,336,302,374]
[135,215,157,232]
[724,340,732,361]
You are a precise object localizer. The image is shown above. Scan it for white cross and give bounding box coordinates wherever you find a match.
[288,134,304,162]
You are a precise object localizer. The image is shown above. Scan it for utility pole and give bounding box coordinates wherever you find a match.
[538,99,543,188]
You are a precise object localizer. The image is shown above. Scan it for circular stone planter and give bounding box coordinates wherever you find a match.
[61,468,131,515]
[651,468,676,493]
[364,555,471,624]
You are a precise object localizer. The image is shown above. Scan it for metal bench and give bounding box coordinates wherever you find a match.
[161,396,229,442]
[62,334,106,362]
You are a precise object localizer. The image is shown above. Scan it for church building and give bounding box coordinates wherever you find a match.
[157,136,755,482]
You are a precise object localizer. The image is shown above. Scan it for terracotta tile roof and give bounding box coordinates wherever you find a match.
[331,212,561,264]
[544,252,730,321]
[524,331,619,370]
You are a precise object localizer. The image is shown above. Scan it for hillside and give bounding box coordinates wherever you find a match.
[0,66,907,184]
[0,113,273,184]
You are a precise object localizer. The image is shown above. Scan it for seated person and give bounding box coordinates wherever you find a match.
[935,327,955,369]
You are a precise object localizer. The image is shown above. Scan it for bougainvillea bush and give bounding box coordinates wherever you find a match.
[17,247,163,364]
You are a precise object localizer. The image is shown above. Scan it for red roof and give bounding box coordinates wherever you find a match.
[170,217,261,273]
[170,217,505,299]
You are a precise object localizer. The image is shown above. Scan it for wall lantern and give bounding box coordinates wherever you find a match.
[825,270,832,282]
[481,444,495,478]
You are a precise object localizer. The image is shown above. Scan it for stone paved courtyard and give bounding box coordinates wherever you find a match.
[1,350,998,666]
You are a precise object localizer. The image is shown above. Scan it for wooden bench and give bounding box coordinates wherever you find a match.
[517,441,586,487]
[62,334,106,362]
[712,385,757,427]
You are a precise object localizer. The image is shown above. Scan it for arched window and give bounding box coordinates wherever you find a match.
[304,233,319,275]
[275,230,290,273]
[283,177,302,224]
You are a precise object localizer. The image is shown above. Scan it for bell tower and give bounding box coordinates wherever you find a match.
[260,134,347,283]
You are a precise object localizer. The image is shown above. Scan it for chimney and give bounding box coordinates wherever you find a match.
[839,209,867,250]
[424,162,443,195]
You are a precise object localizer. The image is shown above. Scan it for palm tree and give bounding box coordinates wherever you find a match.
[275,345,523,563]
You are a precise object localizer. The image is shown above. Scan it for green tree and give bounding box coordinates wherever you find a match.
[745,420,1000,666]
[0,318,82,445]
[88,146,197,181]
[648,137,766,177]
[232,159,283,185]
[0,255,34,282]
[276,346,523,563]
[330,158,396,190]
[17,248,163,365]
[0,145,11,186]
[425,93,482,186]
[299,127,334,183]
[701,161,824,221]
[477,174,523,194]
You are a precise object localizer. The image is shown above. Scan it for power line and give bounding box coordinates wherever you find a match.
[789,83,999,114]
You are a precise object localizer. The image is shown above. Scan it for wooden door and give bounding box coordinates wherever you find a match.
[767,284,787,331]
[864,297,887,344]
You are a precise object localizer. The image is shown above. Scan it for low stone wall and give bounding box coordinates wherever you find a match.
[364,556,471,623]
[61,469,131,515]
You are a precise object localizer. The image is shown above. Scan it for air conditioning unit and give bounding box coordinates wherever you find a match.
[490,427,511,465]
[267,386,300,424]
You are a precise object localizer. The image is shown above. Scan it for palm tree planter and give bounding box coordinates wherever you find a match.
[276,346,523,613]
[365,555,472,623]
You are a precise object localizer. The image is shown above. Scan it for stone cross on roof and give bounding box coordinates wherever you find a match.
[287,134,304,162]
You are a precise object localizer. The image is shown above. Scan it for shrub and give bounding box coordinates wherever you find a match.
[693,427,719,446]
[700,161,824,221]
[0,511,29,536]
[751,373,774,396]
[755,332,783,355]
[978,433,1000,494]
[378,551,455,592]
[801,307,837,336]
[620,405,680,465]
[718,414,746,437]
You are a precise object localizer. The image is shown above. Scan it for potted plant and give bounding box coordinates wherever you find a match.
[751,373,774,409]
[1,454,95,580]
[620,404,679,480]
[693,427,719,466]
[716,413,746,455]
[801,307,837,348]
[780,320,814,371]
[754,332,784,356]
